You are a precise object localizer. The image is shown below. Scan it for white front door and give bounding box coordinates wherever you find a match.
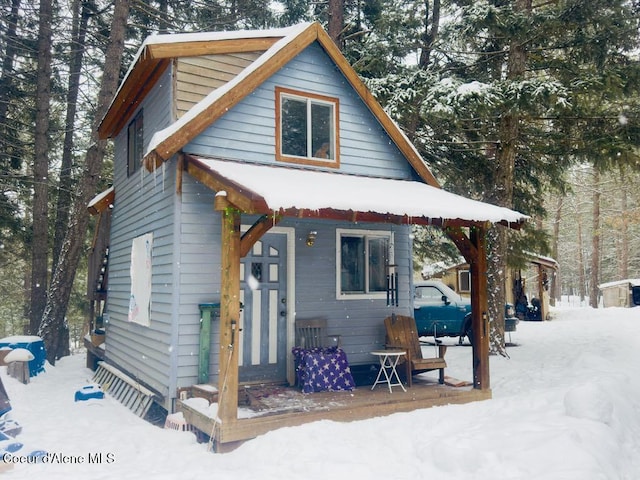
[238,231,288,383]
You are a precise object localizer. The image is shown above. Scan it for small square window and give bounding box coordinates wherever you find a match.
[276,87,339,168]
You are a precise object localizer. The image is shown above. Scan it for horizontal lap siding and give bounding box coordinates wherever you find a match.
[184,42,416,180]
[178,43,418,368]
[106,67,177,399]
[280,218,412,366]
[175,176,222,389]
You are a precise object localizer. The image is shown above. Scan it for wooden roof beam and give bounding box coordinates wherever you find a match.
[145,38,280,59]
[240,214,281,258]
[87,187,115,216]
[185,155,269,214]
[444,225,479,264]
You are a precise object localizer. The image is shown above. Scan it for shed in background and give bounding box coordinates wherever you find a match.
[599,279,640,308]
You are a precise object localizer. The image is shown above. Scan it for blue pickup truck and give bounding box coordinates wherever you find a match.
[413,280,518,344]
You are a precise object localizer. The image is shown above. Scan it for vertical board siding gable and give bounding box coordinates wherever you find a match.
[175,52,263,118]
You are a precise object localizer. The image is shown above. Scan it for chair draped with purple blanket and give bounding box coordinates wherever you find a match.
[292,346,355,394]
[293,318,353,393]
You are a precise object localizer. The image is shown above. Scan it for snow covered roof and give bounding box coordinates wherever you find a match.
[421,258,468,278]
[143,24,307,47]
[186,156,528,227]
[525,251,558,269]
[87,185,115,215]
[599,279,640,289]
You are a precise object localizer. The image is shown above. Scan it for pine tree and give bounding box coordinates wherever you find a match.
[360,0,640,348]
[39,0,132,364]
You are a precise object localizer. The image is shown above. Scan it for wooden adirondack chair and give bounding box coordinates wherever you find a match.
[384,314,447,387]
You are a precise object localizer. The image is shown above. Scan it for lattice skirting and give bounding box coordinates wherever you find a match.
[92,362,156,418]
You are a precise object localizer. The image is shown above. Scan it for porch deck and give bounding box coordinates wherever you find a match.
[176,376,491,451]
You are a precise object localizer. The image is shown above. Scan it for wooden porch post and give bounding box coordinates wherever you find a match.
[217,201,241,425]
[470,224,490,390]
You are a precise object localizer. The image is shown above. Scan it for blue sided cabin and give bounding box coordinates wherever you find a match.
[88,22,527,450]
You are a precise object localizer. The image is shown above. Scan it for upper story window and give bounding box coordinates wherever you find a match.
[336,229,393,300]
[276,87,339,168]
[127,109,144,177]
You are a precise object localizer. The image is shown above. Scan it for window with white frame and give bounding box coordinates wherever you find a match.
[459,269,471,292]
[337,229,392,299]
[276,87,339,167]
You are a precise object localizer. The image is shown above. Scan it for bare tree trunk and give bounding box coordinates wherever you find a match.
[39,0,131,364]
[418,0,440,68]
[550,195,563,305]
[577,215,586,303]
[589,169,601,308]
[0,0,21,165]
[158,0,169,33]
[30,0,53,335]
[619,183,628,279]
[486,226,507,353]
[51,0,91,277]
[327,0,344,49]
[486,0,531,354]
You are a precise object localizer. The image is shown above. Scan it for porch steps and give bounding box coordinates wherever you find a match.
[92,362,156,418]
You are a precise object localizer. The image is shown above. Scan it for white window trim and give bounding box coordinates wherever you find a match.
[335,228,394,300]
[458,269,471,292]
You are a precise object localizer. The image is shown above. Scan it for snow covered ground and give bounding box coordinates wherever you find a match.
[1,305,639,479]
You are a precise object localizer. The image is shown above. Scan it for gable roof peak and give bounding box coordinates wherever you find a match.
[98,22,317,140]
[102,21,440,187]
[141,22,315,52]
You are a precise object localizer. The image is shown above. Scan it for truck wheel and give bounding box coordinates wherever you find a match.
[463,315,473,345]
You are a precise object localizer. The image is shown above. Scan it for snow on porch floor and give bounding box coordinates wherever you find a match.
[183,374,477,422]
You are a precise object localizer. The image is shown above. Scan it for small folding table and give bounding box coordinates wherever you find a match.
[370,349,407,393]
